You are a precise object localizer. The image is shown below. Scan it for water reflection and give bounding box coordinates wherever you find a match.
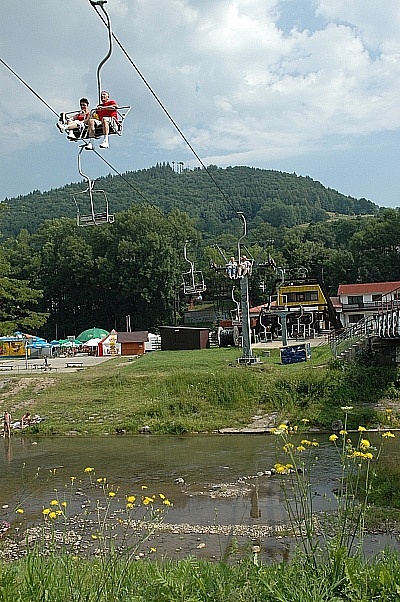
[3,437,12,463]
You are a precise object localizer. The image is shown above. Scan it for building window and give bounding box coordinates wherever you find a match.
[348,314,364,324]
[372,294,382,302]
[348,295,363,305]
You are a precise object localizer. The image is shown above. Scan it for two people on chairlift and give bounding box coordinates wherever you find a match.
[56,91,118,149]
[226,255,252,279]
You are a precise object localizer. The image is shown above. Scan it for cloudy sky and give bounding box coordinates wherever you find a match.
[1,0,400,208]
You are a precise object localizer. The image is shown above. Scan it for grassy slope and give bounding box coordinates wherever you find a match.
[4,345,399,437]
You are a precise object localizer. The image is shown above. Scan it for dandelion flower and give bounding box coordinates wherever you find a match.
[163,499,172,506]
[61,501,67,507]
[150,547,157,553]
[382,431,395,438]
[126,495,136,504]
[16,508,24,515]
[329,434,338,442]
[126,503,134,509]
[141,485,148,490]
[50,499,59,506]
[143,496,154,505]
[49,511,57,519]
[84,467,94,473]
[297,445,306,452]
[70,476,76,482]
[339,430,348,436]
[159,493,166,500]
[360,439,371,449]
[42,508,50,516]
[108,491,116,498]
[358,426,367,432]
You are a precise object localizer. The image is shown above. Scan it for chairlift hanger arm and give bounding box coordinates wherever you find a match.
[89,0,113,102]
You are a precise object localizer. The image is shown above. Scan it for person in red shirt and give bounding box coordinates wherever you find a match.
[87,90,118,149]
[57,98,90,140]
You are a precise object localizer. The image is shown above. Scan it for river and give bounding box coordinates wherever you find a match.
[1,433,399,561]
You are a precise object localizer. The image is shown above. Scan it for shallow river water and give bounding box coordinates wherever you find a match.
[1,433,399,561]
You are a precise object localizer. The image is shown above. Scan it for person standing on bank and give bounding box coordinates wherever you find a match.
[3,410,11,438]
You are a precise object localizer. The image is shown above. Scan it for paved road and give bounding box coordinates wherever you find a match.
[0,354,114,374]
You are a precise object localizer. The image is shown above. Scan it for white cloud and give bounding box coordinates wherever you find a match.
[1,1,400,206]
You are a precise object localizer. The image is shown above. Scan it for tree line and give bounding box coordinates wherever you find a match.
[1,164,399,338]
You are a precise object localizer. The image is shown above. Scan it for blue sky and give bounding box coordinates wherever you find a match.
[1,0,400,208]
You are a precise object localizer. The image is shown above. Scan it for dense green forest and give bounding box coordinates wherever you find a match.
[2,165,377,238]
[1,164,400,340]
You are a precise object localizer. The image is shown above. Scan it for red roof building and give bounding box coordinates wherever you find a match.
[337,281,400,327]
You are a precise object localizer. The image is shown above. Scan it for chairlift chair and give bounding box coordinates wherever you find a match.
[181,242,206,296]
[73,145,114,226]
[58,106,131,141]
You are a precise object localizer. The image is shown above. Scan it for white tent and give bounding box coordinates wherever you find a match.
[84,338,101,347]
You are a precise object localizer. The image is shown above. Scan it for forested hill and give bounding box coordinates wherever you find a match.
[1,164,378,238]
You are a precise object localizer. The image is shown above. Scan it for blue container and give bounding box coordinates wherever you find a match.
[280,343,311,365]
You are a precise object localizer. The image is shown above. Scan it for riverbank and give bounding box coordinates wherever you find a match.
[1,345,399,438]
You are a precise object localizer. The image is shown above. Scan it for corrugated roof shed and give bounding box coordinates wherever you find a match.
[117,331,148,343]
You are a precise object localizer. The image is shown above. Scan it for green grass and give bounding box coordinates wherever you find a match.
[1,550,400,601]
[5,345,400,436]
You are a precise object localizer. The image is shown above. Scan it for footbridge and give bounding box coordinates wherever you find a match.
[330,294,400,364]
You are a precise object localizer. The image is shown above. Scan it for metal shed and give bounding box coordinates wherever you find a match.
[159,326,210,350]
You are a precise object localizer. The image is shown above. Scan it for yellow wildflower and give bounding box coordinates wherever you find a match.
[329,434,338,442]
[50,499,59,506]
[49,511,57,519]
[126,503,134,509]
[360,439,371,449]
[358,426,367,432]
[42,508,50,516]
[163,499,172,506]
[141,485,148,490]
[108,491,116,498]
[84,467,94,473]
[143,496,154,505]
[16,508,24,514]
[297,445,306,452]
[278,423,288,431]
[159,493,166,500]
[126,495,136,504]
[382,431,395,438]
[339,430,348,436]
[301,439,311,446]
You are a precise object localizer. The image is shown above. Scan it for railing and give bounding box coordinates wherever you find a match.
[329,316,377,359]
